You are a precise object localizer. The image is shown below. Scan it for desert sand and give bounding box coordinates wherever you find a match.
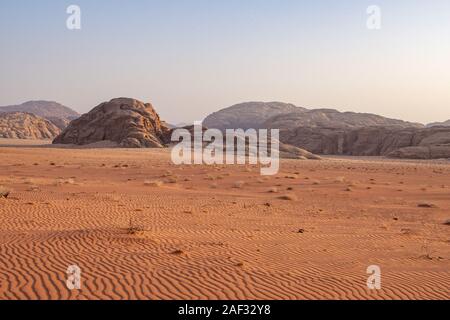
[0,139,449,300]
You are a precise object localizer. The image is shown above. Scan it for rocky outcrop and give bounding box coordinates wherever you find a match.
[203,102,304,131]
[0,112,61,139]
[203,101,432,159]
[281,126,450,159]
[264,109,423,130]
[388,145,450,159]
[0,101,79,130]
[46,117,71,130]
[278,143,322,160]
[427,120,450,128]
[204,102,422,132]
[170,125,321,160]
[53,98,171,148]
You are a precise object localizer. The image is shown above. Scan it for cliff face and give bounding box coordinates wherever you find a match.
[0,112,61,140]
[53,98,171,148]
[280,126,450,159]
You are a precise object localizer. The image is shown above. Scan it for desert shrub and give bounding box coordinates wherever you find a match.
[0,186,10,198]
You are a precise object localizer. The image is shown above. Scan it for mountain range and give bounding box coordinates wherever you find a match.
[203,102,423,130]
[203,101,449,159]
[1,98,449,159]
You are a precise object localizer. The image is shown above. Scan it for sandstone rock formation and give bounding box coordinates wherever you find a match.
[204,102,422,131]
[45,117,71,130]
[0,112,61,139]
[278,143,322,160]
[427,119,450,128]
[203,102,304,131]
[281,126,450,159]
[264,109,423,130]
[169,125,321,160]
[203,101,449,159]
[0,101,79,130]
[388,145,450,159]
[53,98,171,148]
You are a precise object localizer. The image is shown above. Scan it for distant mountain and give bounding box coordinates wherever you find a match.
[201,101,448,159]
[203,102,304,131]
[163,122,192,129]
[263,108,423,130]
[0,112,61,140]
[427,119,450,127]
[0,101,79,129]
[203,102,422,131]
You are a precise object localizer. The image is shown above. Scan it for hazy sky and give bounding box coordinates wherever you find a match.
[1,0,449,124]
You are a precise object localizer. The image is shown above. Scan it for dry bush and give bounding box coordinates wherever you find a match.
[418,202,437,208]
[278,194,298,201]
[165,176,178,184]
[334,176,345,183]
[127,217,145,235]
[65,178,75,185]
[144,180,164,187]
[162,170,173,177]
[54,178,75,186]
[268,187,278,193]
[0,186,10,198]
[420,240,436,260]
[233,181,245,189]
[23,178,35,185]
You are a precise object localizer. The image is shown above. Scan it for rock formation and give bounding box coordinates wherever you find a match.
[0,101,79,130]
[203,101,450,159]
[169,125,321,160]
[204,102,422,132]
[427,119,450,128]
[264,109,423,130]
[281,126,450,159]
[53,98,171,148]
[203,102,304,131]
[0,112,61,139]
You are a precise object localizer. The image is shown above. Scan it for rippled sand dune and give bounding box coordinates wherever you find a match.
[0,143,449,300]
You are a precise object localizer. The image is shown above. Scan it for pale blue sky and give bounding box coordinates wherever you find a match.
[1,0,449,124]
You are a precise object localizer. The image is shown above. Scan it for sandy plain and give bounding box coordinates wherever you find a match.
[0,139,449,300]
